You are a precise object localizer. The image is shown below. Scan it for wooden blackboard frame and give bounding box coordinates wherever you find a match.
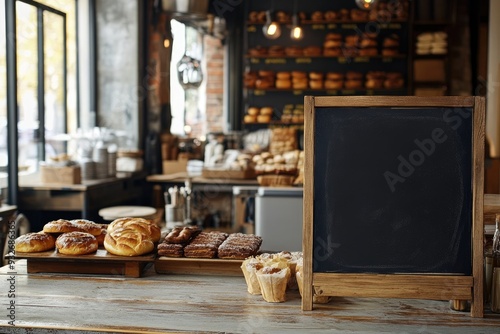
[302,96,485,317]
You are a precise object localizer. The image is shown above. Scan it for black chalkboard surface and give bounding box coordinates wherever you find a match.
[313,107,473,274]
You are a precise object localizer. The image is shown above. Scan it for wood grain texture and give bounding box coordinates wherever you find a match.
[1,261,499,334]
[302,95,315,311]
[14,249,155,278]
[472,96,486,317]
[313,96,475,108]
[154,257,243,276]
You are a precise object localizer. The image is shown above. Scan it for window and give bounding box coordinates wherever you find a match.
[1,0,77,203]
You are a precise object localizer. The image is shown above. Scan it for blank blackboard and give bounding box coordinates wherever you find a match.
[313,107,473,275]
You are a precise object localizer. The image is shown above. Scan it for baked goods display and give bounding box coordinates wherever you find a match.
[104,227,155,256]
[241,251,303,303]
[415,31,447,55]
[243,1,409,133]
[55,231,98,255]
[157,231,262,260]
[253,149,301,177]
[244,106,274,124]
[15,232,56,253]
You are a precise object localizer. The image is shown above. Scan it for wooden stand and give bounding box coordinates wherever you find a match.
[154,257,243,276]
[302,96,485,317]
[15,249,155,278]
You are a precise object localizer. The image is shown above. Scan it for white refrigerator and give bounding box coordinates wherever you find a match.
[255,187,303,252]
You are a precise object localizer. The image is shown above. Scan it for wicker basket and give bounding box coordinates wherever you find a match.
[257,175,296,187]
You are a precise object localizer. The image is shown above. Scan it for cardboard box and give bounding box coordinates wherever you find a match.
[41,165,82,184]
[162,160,188,175]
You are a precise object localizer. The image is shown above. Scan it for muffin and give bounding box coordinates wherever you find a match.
[241,257,264,295]
[256,266,291,303]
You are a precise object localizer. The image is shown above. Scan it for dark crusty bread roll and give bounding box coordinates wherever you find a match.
[56,232,98,255]
[15,232,56,253]
[104,227,154,256]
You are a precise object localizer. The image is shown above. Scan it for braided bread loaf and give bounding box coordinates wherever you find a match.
[107,217,161,243]
[104,227,154,256]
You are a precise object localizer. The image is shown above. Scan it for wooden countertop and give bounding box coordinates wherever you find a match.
[147,172,259,185]
[1,260,499,333]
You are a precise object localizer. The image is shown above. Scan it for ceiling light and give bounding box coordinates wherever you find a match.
[263,11,281,40]
[355,0,378,10]
[290,15,303,40]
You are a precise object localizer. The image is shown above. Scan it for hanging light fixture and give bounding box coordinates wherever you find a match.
[355,0,378,10]
[263,10,281,39]
[290,0,303,40]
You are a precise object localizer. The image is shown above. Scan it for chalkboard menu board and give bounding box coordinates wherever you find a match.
[302,96,485,317]
[313,107,472,274]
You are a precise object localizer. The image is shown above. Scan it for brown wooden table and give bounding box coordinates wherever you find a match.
[0,260,499,333]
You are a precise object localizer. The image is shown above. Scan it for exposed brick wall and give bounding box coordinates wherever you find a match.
[203,35,225,135]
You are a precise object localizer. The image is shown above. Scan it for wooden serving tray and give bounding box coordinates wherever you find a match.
[14,249,155,278]
[154,257,244,276]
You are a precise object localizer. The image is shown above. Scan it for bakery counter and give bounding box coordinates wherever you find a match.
[1,260,499,333]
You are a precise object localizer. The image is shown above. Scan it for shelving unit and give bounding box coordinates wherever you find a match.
[241,0,411,132]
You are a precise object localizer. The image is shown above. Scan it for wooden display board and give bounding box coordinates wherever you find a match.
[302,96,485,317]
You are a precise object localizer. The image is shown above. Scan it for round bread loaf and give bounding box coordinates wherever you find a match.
[104,227,154,256]
[56,232,98,255]
[15,232,56,253]
[43,218,102,236]
[107,217,161,243]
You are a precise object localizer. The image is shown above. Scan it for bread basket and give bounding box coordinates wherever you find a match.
[257,175,295,187]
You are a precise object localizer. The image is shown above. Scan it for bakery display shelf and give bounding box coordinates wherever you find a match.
[246,19,408,25]
[246,54,407,60]
[154,257,244,276]
[243,121,304,126]
[246,88,408,95]
[12,248,156,278]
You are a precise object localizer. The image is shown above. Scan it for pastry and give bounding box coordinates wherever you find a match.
[285,46,303,57]
[184,231,228,258]
[276,79,291,89]
[248,11,259,22]
[338,8,350,20]
[345,34,360,46]
[383,34,400,48]
[247,107,260,116]
[344,79,363,89]
[157,242,185,257]
[107,217,161,243]
[346,71,363,80]
[382,48,399,56]
[324,10,337,21]
[241,257,264,294]
[268,46,285,57]
[259,107,273,116]
[95,224,108,246]
[43,219,103,236]
[325,32,342,41]
[351,9,368,21]
[255,79,274,89]
[276,72,291,80]
[326,72,344,81]
[324,79,343,90]
[309,72,324,80]
[303,46,322,57]
[244,115,257,123]
[56,231,98,255]
[15,232,56,253]
[256,266,291,303]
[258,70,275,78]
[309,79,323,90]
[359,47,378,56]
[292,79,308,90]
[165,226,200,244]
[311,11,323,22]
[257,114,271,123]
[104,227,154,256]
[218,233,262,259]
[291,71,307,79]
[248,46,267,57]
[323,47,342,57]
